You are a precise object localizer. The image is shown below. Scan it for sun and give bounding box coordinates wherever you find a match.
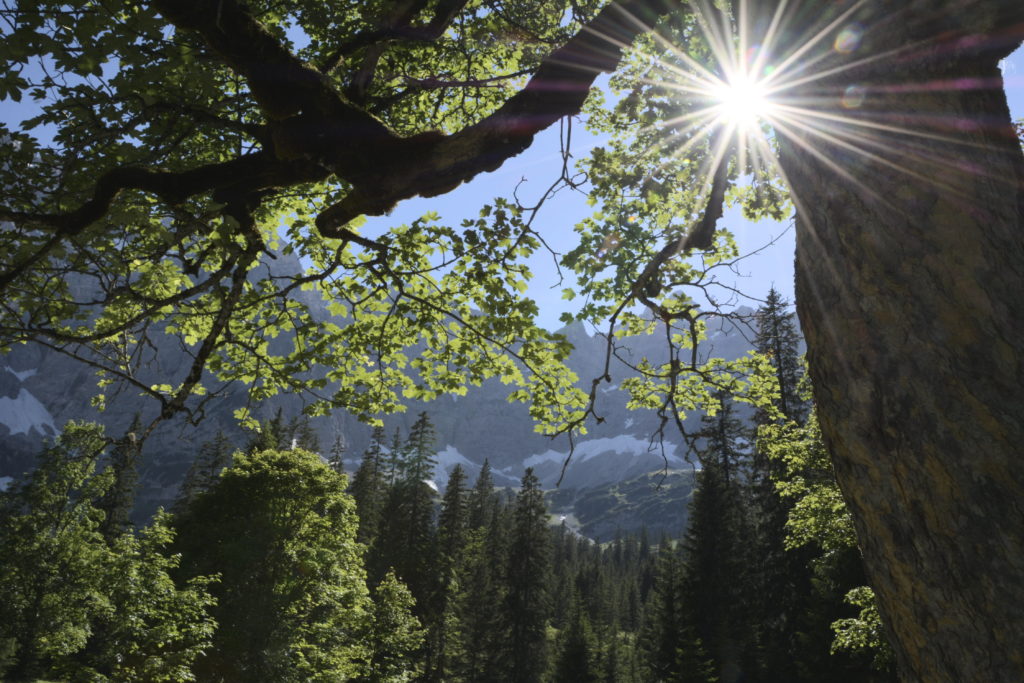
[710,71,776,129]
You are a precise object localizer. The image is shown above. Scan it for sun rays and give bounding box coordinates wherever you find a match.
[597,0,1016,227]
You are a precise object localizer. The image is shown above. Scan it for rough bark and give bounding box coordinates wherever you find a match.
[777,2,1024,679]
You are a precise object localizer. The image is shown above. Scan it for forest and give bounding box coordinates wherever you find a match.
[1,0,1023,681]
[1,292,896,681]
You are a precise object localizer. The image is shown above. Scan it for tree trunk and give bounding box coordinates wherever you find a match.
[778,2,1024,679]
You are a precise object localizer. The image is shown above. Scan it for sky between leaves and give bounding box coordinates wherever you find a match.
[364,43,1024,331]
[0,33,1020,333]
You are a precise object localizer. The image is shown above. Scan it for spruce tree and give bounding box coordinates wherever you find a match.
[750,288,817,680]
[466,459,497,529]
[327,432,347,473]
[402,411,439,483]
[372,416,438,610]
[425,464,469,681]
[172,430,234,515]
[551,592,600,683]
[753,287,806,425]
[350,426,388,548]
[682,448,753,682]
[454,464,506,681]
[502,468,551,683]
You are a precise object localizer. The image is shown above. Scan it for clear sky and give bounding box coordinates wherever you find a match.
[367,43,1024,331]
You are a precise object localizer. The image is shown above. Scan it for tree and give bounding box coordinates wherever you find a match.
[350,425,388,547]
[550,592,600,683]
[454,463,507,681]
[365,570,426,683]
[502,468,552,683]
[753,288,806,426]
[761,410,895,676]
[748,292,816,679]
[426,463,469,681]
[370,418,438,605]
[172,430,234,514]
[95,414,143,543]
[72,514,218,683]
[681,445,753,682]
[2,2,1023,678]
[172,447,373,681]
[641,539,716,683]
[0,422,214,682]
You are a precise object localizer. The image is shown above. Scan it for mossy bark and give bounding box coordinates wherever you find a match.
[777,1,1024,679]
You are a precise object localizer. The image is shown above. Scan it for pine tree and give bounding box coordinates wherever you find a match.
[551,592,600,683]
[244,407,287,453]
[502,468,551,683]
[327,432,347,473]
[284,413,321,452]
[682,450,753,682]
[372,416,438,609]
[641,539,716,683]
[454,465,506,681]
[750,288,817,680]
[467,459,497,529]
[402,411,438,483]
[699,391,750,487]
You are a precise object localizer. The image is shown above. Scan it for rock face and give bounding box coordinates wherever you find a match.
[0,257,763,534]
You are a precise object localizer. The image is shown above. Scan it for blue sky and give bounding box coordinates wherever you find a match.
[2,37,1021,332]
[369,44,1024,331]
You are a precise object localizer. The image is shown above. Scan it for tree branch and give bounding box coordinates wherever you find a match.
[316,0,672,234]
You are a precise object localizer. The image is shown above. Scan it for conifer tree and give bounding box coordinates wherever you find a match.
[284,413,321,452]
[327,432,347,473]
[502,468,552,683]
[454,465,506,681]
[426,464,469,681]
[173,430,234,515]
[402,411,439,483]
[754,287,806,426]
[373,416,438,609]
[466,459,497,529]
[551,592,600,683]
[682,449,753,682]
[244,407,287,453]
[750,288,817,679]
[350,426,388,548]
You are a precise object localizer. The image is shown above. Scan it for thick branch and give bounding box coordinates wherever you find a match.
[325,0,471,81]
[316,0,671,235]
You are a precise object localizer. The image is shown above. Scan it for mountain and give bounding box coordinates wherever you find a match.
[0,253,762,535]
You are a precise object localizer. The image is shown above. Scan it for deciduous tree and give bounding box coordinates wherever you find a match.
[2,2,1023,678]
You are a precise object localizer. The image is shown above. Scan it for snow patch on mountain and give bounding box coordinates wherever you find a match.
[523,435,684,469]
[8,367,37,381]
[0,389,56,437]
[432,445,477,487]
